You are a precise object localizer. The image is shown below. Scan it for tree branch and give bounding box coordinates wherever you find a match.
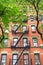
[0,24,4,43]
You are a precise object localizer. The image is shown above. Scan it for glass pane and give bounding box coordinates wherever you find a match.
[39,15,43,21]
[13,55,18,59]
[2,55,6,65]
[2,55,6,59]
[31,25,36,31]
[35,54,40,63]
[24,55,28,59]
[24,54,28,65]
[14,26,18,31]
[22,26,27,32]
[30,15,34,21]
[13,54,18,65]
[13,60,17,64]
[33,38,37,46]
[4,39,8,46]
[2,60,6,63]
[2,63,6,65]
[13,38,18,46]
[23,38,28,46]
[34,43,37,46]
[24,60,28,64]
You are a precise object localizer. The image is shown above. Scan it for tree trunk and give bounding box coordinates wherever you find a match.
[0,24,4,43]
[36,10,43,40]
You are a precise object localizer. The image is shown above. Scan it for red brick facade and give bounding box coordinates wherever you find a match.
[0,20,43,65]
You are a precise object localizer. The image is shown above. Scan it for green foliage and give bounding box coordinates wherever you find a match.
[0,0,28,27]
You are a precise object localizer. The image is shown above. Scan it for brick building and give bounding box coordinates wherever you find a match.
[0,7,43,65]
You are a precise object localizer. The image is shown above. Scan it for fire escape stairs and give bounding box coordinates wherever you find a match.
[12,24,21,34]
[10,24,30,65]
[15,45,29,65]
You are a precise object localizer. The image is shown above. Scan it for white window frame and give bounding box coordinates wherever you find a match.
[4,38,8,46]
[34,54,40,65]
[31,25,36,32]
[12,54,18,65]
[22,26,27,32]
[13,38,18,46]
[30,15,34,21]
[1,54,7,65]
[24,54,29,65]
[32,38,38,46]
[14,25,19,32]
[23,38,28,47]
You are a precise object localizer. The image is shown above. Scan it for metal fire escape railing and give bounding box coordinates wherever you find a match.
[15,46,29,65]
[11,24,29,48]
[10,24,30,65]
[12,24,21,34]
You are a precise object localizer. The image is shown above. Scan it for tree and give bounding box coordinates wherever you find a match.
[0,0,28,43]
[25,0,43,40]
[14,0,43,40]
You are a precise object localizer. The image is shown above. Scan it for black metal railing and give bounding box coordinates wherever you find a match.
[10,40,30,48]
[9,59,31,65]
[12,25,29,34]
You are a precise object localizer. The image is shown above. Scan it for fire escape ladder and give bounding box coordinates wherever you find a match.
[15,46,29,65]
[14,32,25,47]
[12,24,21,34]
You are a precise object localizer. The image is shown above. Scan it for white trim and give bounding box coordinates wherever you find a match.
[12,51,18,54]
[33,50,40,53]
[40,44,43,46]
[1,51,7,54]
[23,51,29,54]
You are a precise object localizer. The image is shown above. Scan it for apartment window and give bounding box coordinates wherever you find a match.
[4,29,9,33]
[14,25,18,32]
[32,37,38,46]
[1,54,7,65]
[22,26,27,32]
[30,15,34,21]
[4,38,8,46]
[12,54,18,65]
[34,54,40,65]
[29,7,33,12]
[23,38,28,47]
[24,54,29,65]
[31,25,36,32]
[39,15,43,21]
[13,38,18,46]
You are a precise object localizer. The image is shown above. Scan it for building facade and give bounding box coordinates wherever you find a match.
[0,11,43,65]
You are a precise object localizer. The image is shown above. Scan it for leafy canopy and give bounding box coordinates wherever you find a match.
[0,0,28,27]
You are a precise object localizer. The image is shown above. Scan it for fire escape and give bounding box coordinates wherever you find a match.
[9,24,31,65]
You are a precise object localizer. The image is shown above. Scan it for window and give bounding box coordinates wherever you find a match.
[23,38,28,47]
[13,38,18,46]
[14,25,19,32]
[22,26,27,32]
[24,54,29,65]
[34,54,40,65]
[31,25,36,32]
[4,38,8,46]
[32,37,38,46]
[29,7,33,12]
[39,15,43,21]
[1,54,7,65]
[30,15,34,21]
[12,54,18,65]
[4,30,9,33]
